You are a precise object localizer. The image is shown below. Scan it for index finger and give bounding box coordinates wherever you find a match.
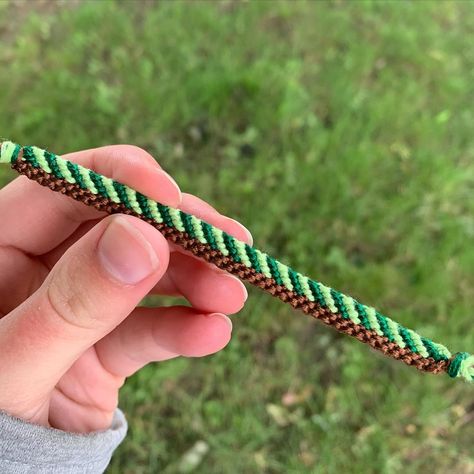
[0,144,182,255]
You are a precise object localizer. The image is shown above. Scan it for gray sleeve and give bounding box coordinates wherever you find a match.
[0,408,127,473]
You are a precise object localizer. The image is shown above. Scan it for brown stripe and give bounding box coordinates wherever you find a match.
[12,159,449,376]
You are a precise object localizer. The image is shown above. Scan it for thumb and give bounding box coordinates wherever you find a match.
[0,215,169,409]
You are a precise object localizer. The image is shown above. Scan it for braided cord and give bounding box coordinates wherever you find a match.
[1,141,472,383]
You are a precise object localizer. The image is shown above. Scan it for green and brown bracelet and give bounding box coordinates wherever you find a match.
[1,141,472,383]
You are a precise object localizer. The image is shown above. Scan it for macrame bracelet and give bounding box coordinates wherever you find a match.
[1,141,472,383]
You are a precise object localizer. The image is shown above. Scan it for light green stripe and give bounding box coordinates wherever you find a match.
[0,141,17,163]
[211,227,229,256]
[255,249,272,278]
[343,295,361,324]
[364,306,383,336]
[56,156,76,183]
[319,283,338,313]
[125,187,142,214]
[102,176,120,203]
[190,216,207,244]
[32,147,52,173]
[276,261,293,290]
[386,319,406,348]
[433,343,451,359]
[407,329,429,358]
[147,200,163,223]
[78,166,98,194]
[298,274,315,302]
[168,207,185,232]
[234,239,252,267]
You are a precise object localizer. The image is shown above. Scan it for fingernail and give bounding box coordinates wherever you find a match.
[210,313,233,331]
[153,168,182,207]
[223,274,248,302]
[225,217,253,245]
[98,216,159,284]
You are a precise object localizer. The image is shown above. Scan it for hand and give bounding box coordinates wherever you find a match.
[0,145,251,433]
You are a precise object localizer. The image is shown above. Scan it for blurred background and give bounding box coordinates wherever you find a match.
[0,1,473,472]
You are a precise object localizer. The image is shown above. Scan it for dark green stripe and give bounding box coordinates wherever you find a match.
[201,221,218,250]
[354,301,371,330]
[113,181,131,208]
[157,203,174,227]
[331,289,349,319]
[398,326,418,353]
[376,312,395,342]
[447,352,470,378]
[288,268,304,295]
[11,144,21,163]
[422,338,448,361]
[89,171,108,198]
[22,146,39,167]
[67,161,86,189]
[223,232,241,262]
[245,245,261,273]
[308,280,327,308]
[180,211,196,238]
[266,256,283,285]
[44,151,63,179]
[136,192,154,219]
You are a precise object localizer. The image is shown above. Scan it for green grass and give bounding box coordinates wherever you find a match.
[1,1,473,472]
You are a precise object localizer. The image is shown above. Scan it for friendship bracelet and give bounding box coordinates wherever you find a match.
[1,141,472,383]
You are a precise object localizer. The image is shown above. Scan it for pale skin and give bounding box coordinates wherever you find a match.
[0,145,252,434]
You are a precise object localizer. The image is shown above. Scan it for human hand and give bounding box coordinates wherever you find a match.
[0,145,251,433]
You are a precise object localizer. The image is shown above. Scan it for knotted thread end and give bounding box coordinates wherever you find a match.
[0,141,21,164]
[447,352,474,382]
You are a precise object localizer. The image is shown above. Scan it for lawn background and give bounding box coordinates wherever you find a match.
[0,1,473,473]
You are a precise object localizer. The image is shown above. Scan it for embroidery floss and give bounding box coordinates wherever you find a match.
[1,141,472,383]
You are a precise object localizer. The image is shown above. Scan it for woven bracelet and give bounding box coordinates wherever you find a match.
[0,141,472,383]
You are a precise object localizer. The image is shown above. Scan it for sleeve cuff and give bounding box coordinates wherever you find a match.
[0,408,127,473]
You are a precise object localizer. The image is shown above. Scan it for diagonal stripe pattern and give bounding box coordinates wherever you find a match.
[1,141,472,383]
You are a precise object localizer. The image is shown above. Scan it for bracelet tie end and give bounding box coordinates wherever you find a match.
[0,141,21,164]
[447,352,474,382]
